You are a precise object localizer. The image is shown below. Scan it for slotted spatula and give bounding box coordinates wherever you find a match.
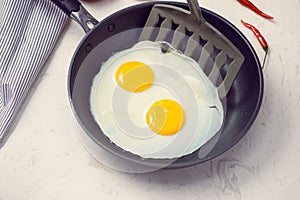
[139,0,245,99]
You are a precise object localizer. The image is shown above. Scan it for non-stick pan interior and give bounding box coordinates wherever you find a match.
[68,2,263,169]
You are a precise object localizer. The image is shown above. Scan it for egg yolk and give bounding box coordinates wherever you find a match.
[115,61,154,92]
[146,99,185,136]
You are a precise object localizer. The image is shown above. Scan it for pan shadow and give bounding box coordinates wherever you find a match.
[61,1,288,196]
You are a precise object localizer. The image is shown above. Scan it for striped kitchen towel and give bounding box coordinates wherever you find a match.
[0,0,67,147]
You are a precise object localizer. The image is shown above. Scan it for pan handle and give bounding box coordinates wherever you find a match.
[50,0,98,33]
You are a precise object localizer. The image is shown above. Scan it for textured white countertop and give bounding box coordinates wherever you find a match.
[1,0,300,199]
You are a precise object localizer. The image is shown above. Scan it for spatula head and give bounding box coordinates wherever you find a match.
[139,0,245,99]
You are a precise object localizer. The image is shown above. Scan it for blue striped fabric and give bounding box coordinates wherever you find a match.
[0,0,67,147]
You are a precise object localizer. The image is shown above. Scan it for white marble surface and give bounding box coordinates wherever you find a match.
[1,0,300,199]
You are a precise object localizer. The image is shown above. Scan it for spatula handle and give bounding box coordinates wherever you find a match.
[187,0,204,22]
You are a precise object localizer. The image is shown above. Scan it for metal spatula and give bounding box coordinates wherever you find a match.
[139,0,245,99]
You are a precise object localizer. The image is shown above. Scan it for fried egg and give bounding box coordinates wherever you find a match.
[90,41,224,159]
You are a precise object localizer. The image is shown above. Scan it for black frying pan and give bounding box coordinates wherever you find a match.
[51,0,263,170]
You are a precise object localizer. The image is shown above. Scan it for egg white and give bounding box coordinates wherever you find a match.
[90,41,224,159]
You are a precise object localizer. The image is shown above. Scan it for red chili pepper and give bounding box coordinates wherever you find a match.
[238,0,273,19]
[241,20,268,68]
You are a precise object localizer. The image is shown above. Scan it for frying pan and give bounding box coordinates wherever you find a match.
[51,0,263,170]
